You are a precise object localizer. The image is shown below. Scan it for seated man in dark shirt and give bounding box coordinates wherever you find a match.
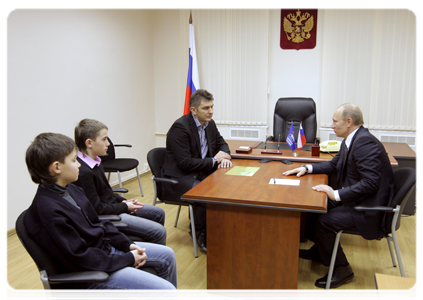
[24,132,177,289]
[162,89,232,253]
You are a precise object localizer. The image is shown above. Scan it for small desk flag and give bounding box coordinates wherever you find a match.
[297,123,306,150]
[183,12,200,115]
[286,123,297,151]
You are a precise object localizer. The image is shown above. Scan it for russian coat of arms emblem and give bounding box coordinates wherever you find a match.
[283,10,314,44]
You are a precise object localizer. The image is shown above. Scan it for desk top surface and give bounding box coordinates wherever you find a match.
[225,140,414,165]
[182,159,328,212]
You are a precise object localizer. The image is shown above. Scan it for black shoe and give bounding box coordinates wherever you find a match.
[299,249,322,264]
[314,264,354,289]
[189,229,207,253]
[196,230,207,253]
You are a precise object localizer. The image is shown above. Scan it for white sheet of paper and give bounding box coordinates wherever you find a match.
[268,178,300,186]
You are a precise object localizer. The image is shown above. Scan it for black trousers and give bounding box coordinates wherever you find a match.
[193,202,207,233]
[305,200,355,267]
[192,175,208,234]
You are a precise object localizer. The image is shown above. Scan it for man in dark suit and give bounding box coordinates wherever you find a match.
[283,103,395,288]
[163,89,232,253]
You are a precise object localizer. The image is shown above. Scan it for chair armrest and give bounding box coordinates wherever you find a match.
[98,215,122,221]
[110,221,129,228]
[354,206,395,212]
[266,136,274,141]
[114,144,132,148]
[49,271,109,284]
[112,188,128,193]
[152,176,179,185]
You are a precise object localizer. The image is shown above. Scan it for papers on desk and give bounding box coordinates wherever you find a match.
[225,166,260,176]
[269,178,300,186]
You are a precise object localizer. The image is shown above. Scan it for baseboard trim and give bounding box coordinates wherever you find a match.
[8,228,16,236]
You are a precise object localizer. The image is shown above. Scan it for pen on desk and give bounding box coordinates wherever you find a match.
[273,178,276,184]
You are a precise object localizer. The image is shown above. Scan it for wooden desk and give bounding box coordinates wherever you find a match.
[181,159,328,289]
[228,140,417,214]
[383,142,416,215]
[374,273,416,289]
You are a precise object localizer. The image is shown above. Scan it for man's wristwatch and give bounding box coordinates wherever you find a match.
[301,165,309,173]
[213,157,218,165]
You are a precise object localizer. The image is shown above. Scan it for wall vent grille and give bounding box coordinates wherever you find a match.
[230,129,260,139]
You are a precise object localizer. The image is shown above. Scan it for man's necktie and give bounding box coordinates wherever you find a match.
[339,142,348,188]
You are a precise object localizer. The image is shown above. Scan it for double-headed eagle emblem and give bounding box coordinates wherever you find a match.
[283,10,314,43]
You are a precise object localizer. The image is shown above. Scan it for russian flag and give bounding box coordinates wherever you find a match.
[286,123,297,151]
[183,18,200,115]
[297,123,306,150]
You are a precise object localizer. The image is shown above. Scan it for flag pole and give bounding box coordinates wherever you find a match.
[189,10,192,24]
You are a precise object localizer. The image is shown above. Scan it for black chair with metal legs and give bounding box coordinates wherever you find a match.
[99,138,144,197]
[147,147,198,258]
[16,210,109,289]
[325,167,416,289]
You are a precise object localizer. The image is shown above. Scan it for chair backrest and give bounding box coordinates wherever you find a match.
[99,137,115,162]
[273,97,317,143]
[146,147,167,200]
[15,210,61,286]
[385,167,416,233]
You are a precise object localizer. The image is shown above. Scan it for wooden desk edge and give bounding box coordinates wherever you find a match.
[180,197,327,213]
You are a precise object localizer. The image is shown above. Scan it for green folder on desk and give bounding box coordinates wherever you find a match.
[225,166,260,176]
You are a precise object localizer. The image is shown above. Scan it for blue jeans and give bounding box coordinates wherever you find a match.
[87,242,177,289]
[119,204,167,245]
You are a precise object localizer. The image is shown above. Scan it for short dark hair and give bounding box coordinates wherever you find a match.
[74,119,108,153]
[189,89,214,110]
[25,133,76,186]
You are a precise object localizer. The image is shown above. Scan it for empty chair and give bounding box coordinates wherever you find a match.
[272,97,317,143]
[100,137,144,197]
[147,147,198,258]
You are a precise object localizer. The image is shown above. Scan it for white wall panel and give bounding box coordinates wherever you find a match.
[320,10,416,131]
[190,9,269,126]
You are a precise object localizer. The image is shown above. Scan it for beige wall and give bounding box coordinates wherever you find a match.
[7,10,158,230]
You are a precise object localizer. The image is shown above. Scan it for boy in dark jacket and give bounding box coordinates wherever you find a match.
[74,119,166,245]
[24,132,176,289]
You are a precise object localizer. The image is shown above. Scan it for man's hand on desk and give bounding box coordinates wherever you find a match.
[215,150,231,162]
[311,184,336,200]
[283,167,307,177]
[218,158,232,169]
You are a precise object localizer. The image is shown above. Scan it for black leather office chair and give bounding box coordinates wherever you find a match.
[325,167,416,289]
[271,97,317,143]
[16,210,109,289]
[99,138,144,197]
[147,147,198,258]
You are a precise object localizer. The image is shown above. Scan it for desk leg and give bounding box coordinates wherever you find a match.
[207,203,301,289]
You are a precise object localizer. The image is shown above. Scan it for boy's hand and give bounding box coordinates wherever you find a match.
[130,245,147,268]
[123,199,144,214]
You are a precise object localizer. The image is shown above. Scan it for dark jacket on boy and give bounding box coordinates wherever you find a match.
[74,157,127,215]
[24,184,134,274]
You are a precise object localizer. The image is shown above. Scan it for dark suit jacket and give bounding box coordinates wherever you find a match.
[25,184,134,274]
[74,157,127,215]
[312,126,395,239]
[162,113,230,200]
